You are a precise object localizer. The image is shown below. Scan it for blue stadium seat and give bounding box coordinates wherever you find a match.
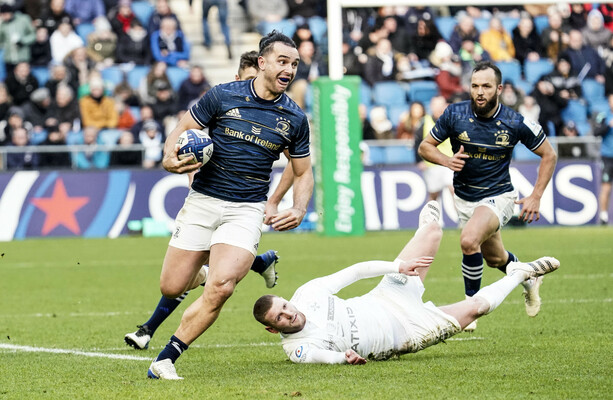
[130,106,141,121]
[365,146,386,165]
[31,66,51,86]
[360,81,372,106]
[513,144,540,161]
[496,61,522,85]
[408,80,439,105]
[127,65,150,90]
[308,17,327,45]
[524,59,554,85]
[473,17,490,33]
[561,100,588,124]
[581,79,606,104]
[575,121,591,136]
[501,17,520,37]
[515,79,534,96]
[258,19,296,39]
[99,129,123,145]
[101,66,125,88]
[373,81,407,108]
[30,129,48,145]
[435,16,456,41]
[66,131,83,145]
[385,145,415,164]
[534,15,549,34]
[166,66,190,91]
[589,99,611,116]
[76,23,95,42]
[0,50,5,81]
[132,1,155,25]
[387,104,407,128]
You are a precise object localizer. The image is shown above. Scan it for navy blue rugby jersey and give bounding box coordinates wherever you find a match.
[189,79,310,202]
[430,101,546,202]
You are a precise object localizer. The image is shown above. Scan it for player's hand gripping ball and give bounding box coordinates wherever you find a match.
[176,129,214,165]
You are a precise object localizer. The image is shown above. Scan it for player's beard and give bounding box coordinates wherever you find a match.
[471,95,499,117]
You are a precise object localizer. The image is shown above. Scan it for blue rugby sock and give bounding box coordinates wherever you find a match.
[249,254,268,274]
[462,253,483,297]
[143,292,189,336]
[497,251,518,274]
[156,335,189,364]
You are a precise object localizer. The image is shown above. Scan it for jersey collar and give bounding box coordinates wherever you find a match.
[250,78,284,104]
[473,103,502,121]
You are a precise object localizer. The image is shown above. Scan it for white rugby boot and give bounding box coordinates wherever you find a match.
[148,358,183,380]
[124,325,152,350]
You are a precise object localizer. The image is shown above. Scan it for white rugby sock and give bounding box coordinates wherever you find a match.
[473,273,525,314]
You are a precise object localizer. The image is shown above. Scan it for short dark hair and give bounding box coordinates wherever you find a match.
[258,30,296,57]
[472,61,502,86]
[253,295,276,325]
[238,50,258,73]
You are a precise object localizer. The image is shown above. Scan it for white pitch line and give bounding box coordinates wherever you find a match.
[0,344,152,361]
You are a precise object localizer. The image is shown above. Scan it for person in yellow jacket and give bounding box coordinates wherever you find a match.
[79,77,119,129]
[479,17,515,62]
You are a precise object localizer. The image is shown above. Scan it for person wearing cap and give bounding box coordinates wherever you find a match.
[79,77,119,129]
[150,16,190,68]
[138,120,163,169]
[0,4,36,71]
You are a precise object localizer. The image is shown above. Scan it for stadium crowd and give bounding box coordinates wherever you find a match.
[0,0,613,171]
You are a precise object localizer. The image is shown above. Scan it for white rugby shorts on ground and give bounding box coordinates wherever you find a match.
[368,262,462,354]
[454,190,517,229]
[169,191,265,256]
[423,165,453,194]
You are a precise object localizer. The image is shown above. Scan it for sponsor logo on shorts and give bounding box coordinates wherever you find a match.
[173,226,181,239]
[253,242,259,251]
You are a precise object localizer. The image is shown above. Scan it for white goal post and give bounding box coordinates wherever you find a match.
[326,0,584,80]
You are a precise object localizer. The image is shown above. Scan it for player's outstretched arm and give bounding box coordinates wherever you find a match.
[162,112,203,174]
[516,140,557,223]
[345,350,367,365]
[268,156,313,231]
[398,256,434,276]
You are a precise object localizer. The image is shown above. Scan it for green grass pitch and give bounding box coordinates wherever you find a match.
[0,227,611,399]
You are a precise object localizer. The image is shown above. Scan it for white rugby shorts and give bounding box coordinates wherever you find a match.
[454,190,518,230]
[169,190,265,256]
[422,164,453,194]
[368,264,462,354]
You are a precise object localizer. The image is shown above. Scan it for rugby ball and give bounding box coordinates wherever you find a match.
[177,129,213,165]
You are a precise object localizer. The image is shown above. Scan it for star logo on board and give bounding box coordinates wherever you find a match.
[31,179,89,235]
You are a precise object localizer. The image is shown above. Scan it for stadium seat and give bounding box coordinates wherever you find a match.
[129,106,141,120]
[533,15,549,34]
[373,81,407,108]
[30,129,47,145]
[101,66,125,88]
[66,131,83,145]
[435,16,456,41]
[408,80,439,105]
[524,59,554,85]
[258,19,296,40]
[513,144,540,161]
[167,66,190,91]
[360,81,372,106]
[31,66,51,86]
[364,145,386,165]
[501,17,520,37]
[308,17,327,45]
[561,100,588,124]
[127,65,150,90]
[0,50,5,81]
[98,129,123,145]
[387,104,407,128]
[581,79,606,104]
[589,99,611,116]
[496,61,522,86]
[515,79,534,96]
[473,17,490,33]
[575,121,591,136]
[385,145,415,164]
[76,23,95,42]
[132,1,155,26]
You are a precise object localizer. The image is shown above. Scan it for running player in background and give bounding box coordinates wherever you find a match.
[253,201,559,364]
[418,61,557,331]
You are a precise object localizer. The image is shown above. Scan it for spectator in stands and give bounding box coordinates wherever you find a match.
[396,101,425,140]
[86,17,117,68]
[518,95,540,123]
[368,106,394,140]
[499,80,523,111]
[342,37,365,77]
[35,0,73,35]
[582,9,612,53]
[149,0,182,33]
[0,4,36,71]
[0,107,32,146]
[22,87,53,132]
[150,17,190,68]
[138,119,163,168]
[177,65,210,111]
[566,3,588,31]
[64,0,105,26]
[561,29,606,83]
[458,39,490,86]
[130,104,161,140]
[531,76,568,136]
[113,80,140,107]
[602,35,613,96]
[45,64,77,98]
[541,7,571,61]
[546,55,582,100]
[116,19,152,65]
[449,14,480,54]
[292,23,315,49]
[407,17,441,64]
[74,126,108,169]
[363,37,398,86]
[595,94,613,225]
[149,80,177,126]
[381,15,411,55]
[342,7,374,49]
[64,46,96,89]
[139,61,171,104]
[47,83,80,135]
[359,103,376,141]
[0,83,11,122]
[6,61,39,106]
[110,129,142,167]
[357,19,389,57]
[39,124,72,168]
[429,42,464,101]
[479,17,515,62]
[30,26,52,67]
[202,0,232,59]
[512,14,543,65]
[80,76,118,129]
[598,4,613,32]
[287,40,326,110]
[115,96,136,130]
[6,127,38,170]
[403,6,435,37]
[108,0,135,37]
[248,0,289,37]
[50,20,84,64]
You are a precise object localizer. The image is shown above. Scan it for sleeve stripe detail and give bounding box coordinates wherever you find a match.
[529,135,546,151]
[430,130,444,143]
[189,109,206,128]
[289,152,310,159]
